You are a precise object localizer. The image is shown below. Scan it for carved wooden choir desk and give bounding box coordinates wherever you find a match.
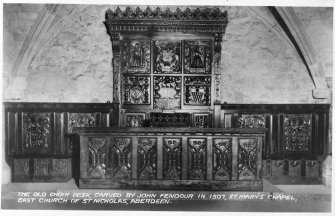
[77,127,265,191]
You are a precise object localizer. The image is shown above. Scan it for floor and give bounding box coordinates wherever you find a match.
[1,179,332,213]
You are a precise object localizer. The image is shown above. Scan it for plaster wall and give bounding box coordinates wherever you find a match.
[2,4,332,103]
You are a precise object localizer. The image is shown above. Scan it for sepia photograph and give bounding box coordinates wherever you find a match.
[1,0,333,215]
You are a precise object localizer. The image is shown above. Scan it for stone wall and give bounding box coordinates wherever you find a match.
[2,4,332,103]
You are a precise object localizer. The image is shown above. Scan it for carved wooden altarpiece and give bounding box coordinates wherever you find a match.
[104,7,228,125]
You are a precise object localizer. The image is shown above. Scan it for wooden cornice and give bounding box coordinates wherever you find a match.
[104,7,228,34]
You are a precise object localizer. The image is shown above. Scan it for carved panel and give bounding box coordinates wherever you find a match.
[124,76,150,104]
[113,54,121,102]
[237,115,265,129]
[14,159,30,178]
[305,160,319,177]
[238,139,257,180]
[68,113,96,133]
[33,159,49,176]
[194,114,211,128]
[163,138,182,180]
[184,76,211,106]
[23,113,50,154]
[88,138,106,178]
[184,40,211,74]
[153,76,181,109]
[122,40,150,73]
[154,41,181,73]
[51,159,68,177]
[213,139,232,180]
[187,138,207,180]
[137,138,157,179]
[125,113,145,127]
[110,137,132,179]
[150,113,191,127]
[283,114,312,151]
[288,160,301,176]
[271,160,284,176]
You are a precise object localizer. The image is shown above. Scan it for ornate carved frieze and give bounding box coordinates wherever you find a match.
[238,139,257,180]
[154,41,181,73]
[122,40,150,73]
[184,76,211,106]
[153,76,181,109]
[184,40,211,74]
[110,137,132,179]
[88,138,106,178]
[163,138,182,180]
[194,113,211,128]
[137,138,157,179]
[125,113,145,127]
[14,159,30,178]
[68,113,96,133]
[150,112,191,127]
[187,138,207,180]
[23,113,50,154]
[123,76,150,104]
[213,138,232,180]
[237,114,265,129]
[105,7,228,33]
[283,114,312,151]
[33,159,49,177]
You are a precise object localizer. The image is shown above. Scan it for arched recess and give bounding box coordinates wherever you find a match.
[4,4,77,100]
[274,7,329,98]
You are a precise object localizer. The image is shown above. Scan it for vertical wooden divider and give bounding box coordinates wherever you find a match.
[207,137,213,180]
[132,136,138,180]
[257,137,263,179]
[80,136,88,178]
[232,137,238,180]
[181,137,188,180]
[106,136,111,179]
[157,136,163,180]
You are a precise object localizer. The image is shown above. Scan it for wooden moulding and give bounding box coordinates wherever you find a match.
[79,179,263,191]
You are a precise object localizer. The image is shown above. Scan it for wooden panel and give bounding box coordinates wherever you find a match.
[123,75,150,105]
[238,138,257,180]
[109,137,132,179]
[305,160,320,177]
[124,113,146,127]
[51,158,71,179]
[137,138,157,180]
[283,114,312,152]
[87,137,106,178]
[212,138,232,180]
[187,138,207,180]
[33,158,50,178]
[122,39,150,74]
[163,138,182,180]
[150,112,191,127]
[153,76,181,109]
[184,40,212,74]
[68,113,96,133]
[288,160,301,177]
[271,160,284,176]
[153,41,181,74]
[13,158,31,181]
[184,76,211,106]
[22,112,51,154]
